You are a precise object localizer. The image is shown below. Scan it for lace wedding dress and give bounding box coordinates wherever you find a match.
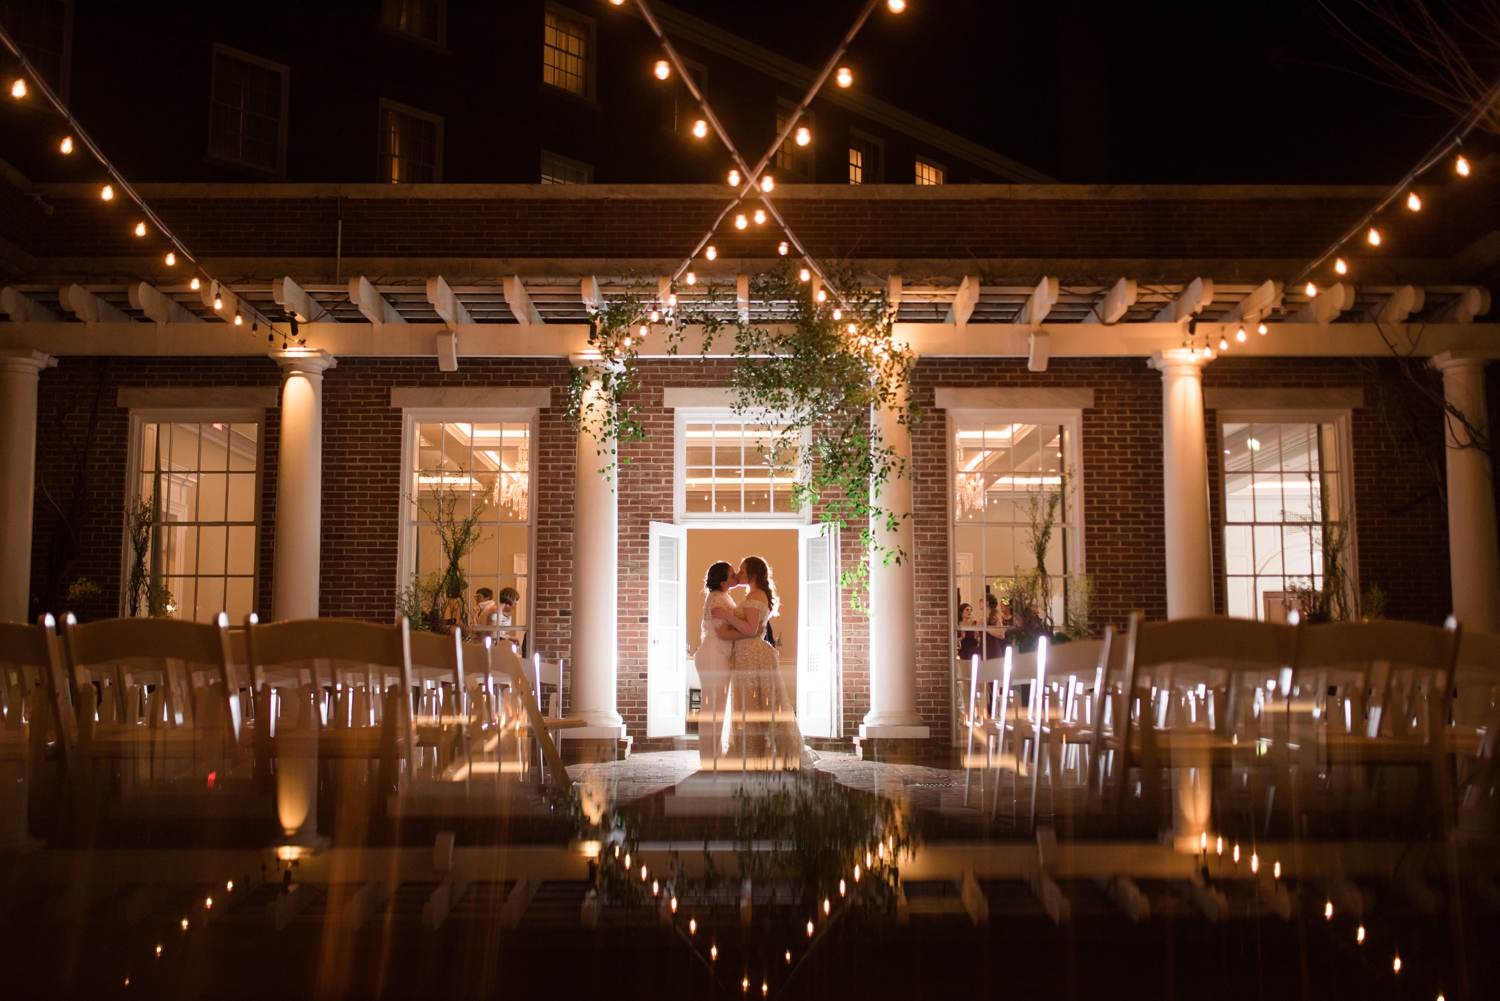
[720,597,804,767]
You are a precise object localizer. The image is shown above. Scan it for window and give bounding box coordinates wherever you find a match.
[402,417,535,645]
[126,417,262,622]
[775,104,814,178]
[660,63,706,136]
[915,157,945,185]
[1220,417,1351,622]
[382,0,445,46]
[849,130,883,184]
[208,45,288,174]
[0,0,71,100]
[951,414,1081,647]
[677,412,804,520]
[542,4,593,98]
[539,150,592,185]
[379,100,442,183]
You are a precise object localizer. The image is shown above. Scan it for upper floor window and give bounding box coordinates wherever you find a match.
[776,104,814,178]
[849,130,883,184]
[542,4,593,98]
[379,99,442,183]
[539,149,592,184]
[0,0,72,101]
[1220,416,1352,622]
[915,156,945,186]
[676,410,805,521]
[382,0,445,47]
[126,415,263,622]
[208,44,289,174]
[660,62,706,136]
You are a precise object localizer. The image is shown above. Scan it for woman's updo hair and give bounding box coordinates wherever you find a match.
[704,561,733,594]
[741,556,778,617]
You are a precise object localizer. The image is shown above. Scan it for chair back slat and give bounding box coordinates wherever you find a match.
[246,618,407,670]
[409,629,462,678]
[65,616,227,670]
[0,620,53,670]
[1135,617,1295,671]
[1295,620,1457,673]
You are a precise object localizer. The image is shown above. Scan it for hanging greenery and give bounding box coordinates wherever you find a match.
[396,468,490,633]
[124,497,172,618]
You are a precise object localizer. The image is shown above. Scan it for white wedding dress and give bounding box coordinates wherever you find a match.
[720,596,803,768]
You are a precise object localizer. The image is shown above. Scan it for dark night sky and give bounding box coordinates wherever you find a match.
[667,0,1466,184]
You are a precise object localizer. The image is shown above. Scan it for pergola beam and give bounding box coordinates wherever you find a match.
[946,275,980,326]
[1216,279,1283,329]
[504,275,544,325]
[274,276,336,323]
[128,282,200,325]
[426,275,471,330]
[0,286,58,323]
[59,283,130,324]
[1153,277,1213,324]
[349,276,405,325]
[1014,276,1059,326]
[1084,278,1137,325]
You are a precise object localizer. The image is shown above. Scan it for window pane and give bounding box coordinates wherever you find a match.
[543,8,589,96]
[210,51,283,171]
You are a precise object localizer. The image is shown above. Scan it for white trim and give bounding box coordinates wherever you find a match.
[118,387,277,409]
[672,407,811,525]
[377,98,445,184]
[390,387,552,409]
[935,387,1095,411]
[663,387,740,409]
[1206,387,1363,410]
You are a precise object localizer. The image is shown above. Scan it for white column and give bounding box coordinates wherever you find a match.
[0,350,53,624]
[1432,352,1500,633]
[570,368,624,733]
[271,350,335,621]
[1151,350,1215,619]
[861,380,929,738]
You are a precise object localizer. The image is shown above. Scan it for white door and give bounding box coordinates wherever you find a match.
[647,522,688,737]
[797,524,840,738]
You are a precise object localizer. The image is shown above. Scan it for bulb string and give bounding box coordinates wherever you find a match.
[0,18,299,344]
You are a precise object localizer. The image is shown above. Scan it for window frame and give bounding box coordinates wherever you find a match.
[120,407,267,621]
[377,97,444,183]
[915,155,946,186]
[660,59,708,137]
[541,1,596,101]
[380,0,448,51]
[538,149,593,185]
[1216,407,1357,622]
[775,100,815,179]
[848,128,884,185]
[673,408,812,525]
[396,407,541,643]
[206,43,290,176]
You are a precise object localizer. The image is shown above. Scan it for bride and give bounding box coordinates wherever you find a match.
[694,561,740,761]
[712,556,803,767]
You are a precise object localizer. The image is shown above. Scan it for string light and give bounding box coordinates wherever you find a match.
[10,78,25,98]
[1215,837,1223,856]
[1272,861,1281,880]
[853,864,861,881]
[100,184,114,201]
[823,898,831,914]
[180,917,189,930]
[205,897,213,909]
[735,214,748,229]
[761,175,774,192]
[689,918,697,934]
[213,294,223,311]
[685,271,696,285]
[848,323,856,333]
[1406,191,1421,211]
[1219,336,1229,351]
[640,865,648,881]
[155,945,162,957]
[1325,901,1333,919]
[806,920,814,936]
[190,277,201,291]
[710,945,717,960]
[651,879,659,895]
[1304,282,1317,298]
[226,880,233,892]
[742,978,749,992]
[670,896,677,913]
[753,208,766,224]
[887,0,906,10]
[1257,322,1267,335]
[59,136,72,154]
[1367,227,1381,246]
[799,268,810,282]
[1334,257,1347,275]
[1356,925,1366,943]
[705,246,717,260]
[1250,852,1259,874]
[165,252,175,266]
[762,984,768,996]
[134,222,146,237]
[836,67,853,87]
[794,126,811,146]
[785,951,792,963]
[832,308,842,320]
[815,288,827,303]
[668,293,677,307]
[233,310,243,326]
[1393,955,1401,973]
[1235,326,1246,342]
[654,60,671,80]
[692,119,707,138]
[728,169,741,186]
[1456,154,1470,176]
[839,879,846,897]
[1233,843,1240,863]
[778,241,789,255]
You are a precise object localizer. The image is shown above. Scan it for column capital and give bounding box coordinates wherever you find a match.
[1149,348,1214,373]
[271,348,337,376]
[1430,350,1495,373]
[0,348,56,375]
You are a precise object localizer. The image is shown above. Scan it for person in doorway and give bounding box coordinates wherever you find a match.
[712,556,804,766]
[957,602,981,661]
[983,593,1006,659]
[695,561,744,762]
[474,587,498,631]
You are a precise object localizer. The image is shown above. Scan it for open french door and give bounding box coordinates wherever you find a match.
[796,523,841,738]
[647,522,688,737]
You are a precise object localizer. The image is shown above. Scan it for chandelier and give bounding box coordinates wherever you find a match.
[499,441,529,520]
[956,471,985,518]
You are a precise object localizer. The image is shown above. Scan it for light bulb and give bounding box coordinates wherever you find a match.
[1456,154,1470,176]
[728,169,741,186]
[1335,257,1347,275]
[1215,837,1223,856]
[1250,853,1259,874]
[233,311,243,326]
[1406,191,1421,211]
[686,271,696,285]
[101,184,114,201]
[1273,861,1281,879]
[609,0,624,5]
[135,222,147,237]
[778,241,789,255]
[1233,843,1240,863]
[1257,322,1267,335]
[795,126,811,146]
[888,0,906,10]
[10,78,25,98]
[205,897,213,909]
[1235,326,1246,342]
[155,945,162,957]
[1325,901,1334,919]
[799,268,810,282]
[735,214,747,230]
[1367,227,1381,246]
[836,67,853,87]
[689,918,697,934]
[1219,336,1229,350]
[1357,925,1365,943]
[180,918,189,930]
[649,309,660,322]
[832,308,842,320]
[226,880,233,891]
[1305,282,1317,298]
[165,252,176,266]
[848,323,856,333]
[815,289,827,303]
[761,175,774,192]
[213,295,223,311]
[1201,832,1207,852]
[654,60,671,80]
[640,864,648,881]
[190,277,200,291]
[1393,956,1401,973]
[670,897,677,913]
[706,246,717,260]
[753,208,766,224]
[853,864,861,881]
[762,985,768,996]
[822,898,830,915]
[806,920,814,937]
[692,119,707,138]
[668,293,677,307]
[785,951,792,963]
[636,326,645,339]
[651,879,659,895]
[710,945,717,960]
[839,879,846,897]
[742,978,749,992]
[59,136,73,154]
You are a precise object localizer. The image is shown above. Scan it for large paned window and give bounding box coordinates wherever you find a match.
[382,0,445,46]
[849,130,883,184]
[776,105,814,178]
[402,416,535,644]
[379,99,442,183]
[1221,417,1351,621]
[539,149,592,185]
[951,415,1080,647]
[676,411,804,521]
[542,5,592,98]
[208,44,288,174]
[127,417,262,622]
[915,157,945,185]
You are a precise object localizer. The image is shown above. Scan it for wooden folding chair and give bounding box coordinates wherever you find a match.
[0,615,69,845]
[1454,630,1500,838]
[408,629,471,780]
[479,638,575,792]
